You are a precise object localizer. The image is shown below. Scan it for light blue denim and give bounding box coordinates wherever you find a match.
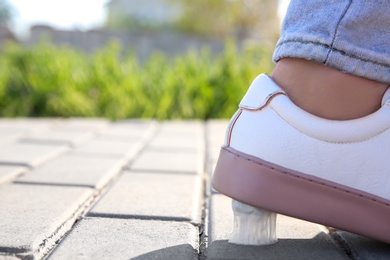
[273,0,390,84]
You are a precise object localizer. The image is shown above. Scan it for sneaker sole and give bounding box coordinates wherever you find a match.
[212,146,390,244]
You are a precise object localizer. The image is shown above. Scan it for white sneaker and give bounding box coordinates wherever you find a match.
[212,74,390,244]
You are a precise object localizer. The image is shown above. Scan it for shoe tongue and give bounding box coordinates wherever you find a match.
[381,86,390,106]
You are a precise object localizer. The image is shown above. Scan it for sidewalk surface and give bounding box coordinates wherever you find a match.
[0,118,389,260]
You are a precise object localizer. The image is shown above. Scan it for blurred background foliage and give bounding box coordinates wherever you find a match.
[0,0,281,119]
[0,40,273,119]
[169,0,280,43]
[106,0,280,44]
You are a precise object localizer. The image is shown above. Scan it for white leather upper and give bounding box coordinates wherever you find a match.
[229,74,390,200]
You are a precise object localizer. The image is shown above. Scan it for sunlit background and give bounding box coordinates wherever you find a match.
[0,0,291,119]
[9,0,108,38]
[6,0,289,39]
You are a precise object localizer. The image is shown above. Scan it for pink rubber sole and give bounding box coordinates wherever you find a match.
[212,146,390,244]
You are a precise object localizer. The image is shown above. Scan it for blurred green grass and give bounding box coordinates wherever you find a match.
[0,40,274,119]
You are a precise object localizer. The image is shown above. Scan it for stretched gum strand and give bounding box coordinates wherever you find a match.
[229,199,278,245]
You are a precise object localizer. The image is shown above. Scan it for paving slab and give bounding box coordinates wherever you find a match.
[48,218,198,260]
[20,129,95,146]
[206,194,347,259]
[0,129,27,145]
[335,231,390,260]
[16,153,125,188]
[99,120,156,140]
[52,118,109,132]
[0,119,56,145]
[130,149,201,174]
[206,120,228,163]
[88,171,202,222]
[148,121,203,150]
[0,118,56,132]
[72,137,143,159]
[0,143,68,167]
[0,255,20,260]
[0,183,93,257]
[0,165,27,184]
[206,120,229,195]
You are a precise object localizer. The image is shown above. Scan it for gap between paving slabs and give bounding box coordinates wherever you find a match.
[45,123,207,259]
[42,121,159,258]
[0,120,159,259]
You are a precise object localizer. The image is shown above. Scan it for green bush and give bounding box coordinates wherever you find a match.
[0,40,274,119]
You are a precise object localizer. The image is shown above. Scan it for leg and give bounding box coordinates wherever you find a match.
[271,58,388,120]
[213,0,390,245]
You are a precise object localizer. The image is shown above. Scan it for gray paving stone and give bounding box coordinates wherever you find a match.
[0,184,93,256]
[0,166,27,184]
[48,218,198,260]
[148,121,203,150]
[206,194,347,259]
[16,153,125,188]
[0,118,56,132]
[130,149,201,174]
[53,118,109,132]
[89,172,202,222]
[0,255,19,260]
[0,143,68,167]
[206,120,228,195]
[0,129,26,145]
[335,231,390,259]
[95,135,145,145]
[89,121,156,149]
[126,121,203,173]
[20,129,94,146]
[73,137,143,158]
[100,120,156,139]
[0,119,55,145]
[208,194,234,242]
[206,120,228,163]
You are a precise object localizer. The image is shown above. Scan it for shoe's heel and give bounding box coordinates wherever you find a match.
[229,199,277,245]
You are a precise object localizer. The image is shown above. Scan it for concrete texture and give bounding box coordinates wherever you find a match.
[206,120,228,164]
[52,118,109,132]
[96,120,156,142]
[0,129,26,144]
[0,119,386,260]
[16,153,125,188]
[129,149,201,174]
[0,255,20,260]
[335,231,390,259]
[20,129,95,146]
[0,165,27,184]
[0,183,92,255]
[72,138,143,158]
[48,218,198,260]
[89,171,202,222]
[0,143,68,167]
[0,118,54,133]
[148,121,202,150]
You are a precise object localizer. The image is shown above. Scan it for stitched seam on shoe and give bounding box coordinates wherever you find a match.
[224,147,390,208]
[240,91,286,111]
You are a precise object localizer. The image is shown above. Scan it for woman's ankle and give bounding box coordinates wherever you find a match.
[270,58,389,120]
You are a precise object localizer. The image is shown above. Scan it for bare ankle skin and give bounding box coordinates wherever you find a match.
[271,58,389,120]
